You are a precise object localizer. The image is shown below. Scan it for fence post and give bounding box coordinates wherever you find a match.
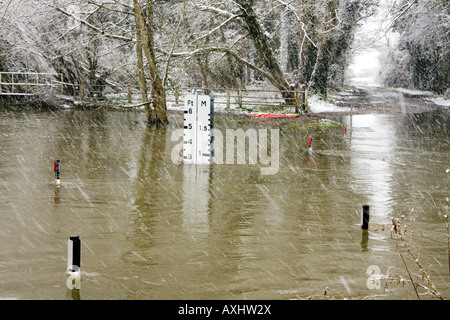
[175,86,179,105]
[36,73,39,93]
[304,87,309,111]
[238,88,243,109]
[79,83,84,102]
[11,73,14,93]
[295,88,299,113]
[128,85,132,103]
[226,87,230,110]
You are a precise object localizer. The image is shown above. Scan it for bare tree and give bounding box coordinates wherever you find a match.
[52,0,172,124]
[168,0,296,105]
[1,0,380,116]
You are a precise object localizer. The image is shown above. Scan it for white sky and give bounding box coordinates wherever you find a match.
[347,0,394,86]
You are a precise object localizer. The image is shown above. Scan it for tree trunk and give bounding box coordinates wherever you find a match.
[235,0,294,105]
[197,55,211,94]
[298,12,310,112]
[279,11,289,74]
[151,75,168,125]
[134,23,153,122]
[133,0,168,125]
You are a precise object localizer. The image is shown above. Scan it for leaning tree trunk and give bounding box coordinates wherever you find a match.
[236,0,295,105]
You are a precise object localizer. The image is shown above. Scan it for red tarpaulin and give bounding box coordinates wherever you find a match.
[249,113,299,118]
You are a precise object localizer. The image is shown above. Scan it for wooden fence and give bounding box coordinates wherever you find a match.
[1,71,308,111]
[167,87,308,111]
[0,72,64,96]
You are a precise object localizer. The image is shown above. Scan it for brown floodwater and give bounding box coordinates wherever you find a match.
[0,108,448,300]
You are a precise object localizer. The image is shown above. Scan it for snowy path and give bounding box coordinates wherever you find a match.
[332,84,448,115]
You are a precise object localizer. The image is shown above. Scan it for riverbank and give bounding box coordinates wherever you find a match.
[0,95,60,110]
[2,84,447,131]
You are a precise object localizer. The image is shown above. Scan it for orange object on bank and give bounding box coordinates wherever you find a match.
[249,113,299,118]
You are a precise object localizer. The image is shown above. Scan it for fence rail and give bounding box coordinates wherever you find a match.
[166,87,308,111]
[88,86,308,111]
[1,71,308,111]
[0,72,63,96]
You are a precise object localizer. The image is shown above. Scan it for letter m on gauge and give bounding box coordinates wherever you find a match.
[183,92,213,164]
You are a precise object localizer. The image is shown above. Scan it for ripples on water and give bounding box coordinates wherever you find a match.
[0,109,448,299]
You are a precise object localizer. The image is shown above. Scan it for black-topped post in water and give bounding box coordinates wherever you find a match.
[66,235,81,290]
[69,235,81,271]
[361,205,370,230]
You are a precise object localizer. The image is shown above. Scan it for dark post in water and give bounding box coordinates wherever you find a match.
[54,160,61,184]
[67,235,81,290]
[361,205,370,230]
[69,235,81,271]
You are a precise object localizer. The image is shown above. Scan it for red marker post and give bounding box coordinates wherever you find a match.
[54,160,61,185]
[308,135,312,154]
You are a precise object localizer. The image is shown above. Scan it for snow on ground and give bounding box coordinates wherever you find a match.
[146,84,449,114]
[393,87,450,108]
[393,87,434,96]
[424,96,450,108]
[347,77,382,87]
[308,95,350,113]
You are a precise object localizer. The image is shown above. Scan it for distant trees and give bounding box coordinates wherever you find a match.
[7,1,447,122]
[53,0,170,124]
[47,3,121,98]
[379,0,450,94]
[0,2,47,72]
[173,0,377,111]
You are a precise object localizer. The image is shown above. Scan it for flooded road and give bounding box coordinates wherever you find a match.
[0,106,448,300]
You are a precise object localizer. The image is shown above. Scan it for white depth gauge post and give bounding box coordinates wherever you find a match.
[183,90,214,164]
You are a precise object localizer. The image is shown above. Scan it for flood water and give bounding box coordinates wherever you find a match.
[0,107,448,300]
